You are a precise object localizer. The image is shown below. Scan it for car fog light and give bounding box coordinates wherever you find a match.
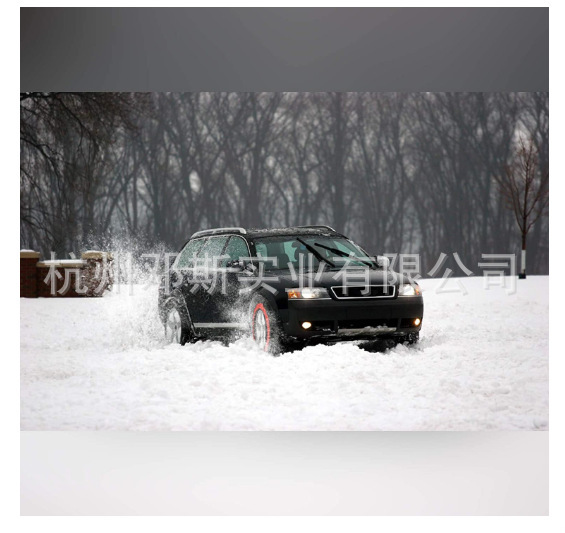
[414,318,421,326]
[302,321,312,329]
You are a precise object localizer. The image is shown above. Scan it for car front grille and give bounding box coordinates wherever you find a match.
[330,285,396,299]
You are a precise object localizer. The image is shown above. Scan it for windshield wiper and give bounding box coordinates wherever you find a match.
[296,237,336,268]
[313,242,376,269]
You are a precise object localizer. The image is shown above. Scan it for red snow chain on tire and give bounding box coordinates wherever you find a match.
[252,303,271,351]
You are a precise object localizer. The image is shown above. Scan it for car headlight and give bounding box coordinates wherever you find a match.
[287,287,330,299]
[398,283,422,296]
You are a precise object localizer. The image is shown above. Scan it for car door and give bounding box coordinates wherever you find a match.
[172,237,207,320]
[191,235,230,327]
[212,235,251,325]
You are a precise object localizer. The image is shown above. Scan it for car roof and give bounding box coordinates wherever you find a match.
[190,226,344,240]
[245,226,343,239]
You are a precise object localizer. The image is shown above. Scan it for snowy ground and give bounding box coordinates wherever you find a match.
[20,276,548,430]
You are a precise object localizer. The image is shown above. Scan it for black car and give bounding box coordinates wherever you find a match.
[158,226,423,354]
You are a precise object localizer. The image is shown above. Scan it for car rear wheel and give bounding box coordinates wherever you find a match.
[164,299,192,346]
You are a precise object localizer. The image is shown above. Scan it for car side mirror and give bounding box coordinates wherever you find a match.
[243,261,258,274]
[376,255,391,269]
[226,259,245,271]
[226,259,257,274]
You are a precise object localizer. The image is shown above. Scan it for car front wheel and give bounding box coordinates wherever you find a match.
[250,296,283,355]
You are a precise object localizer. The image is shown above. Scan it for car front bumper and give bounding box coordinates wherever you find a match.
[280,296,424,342]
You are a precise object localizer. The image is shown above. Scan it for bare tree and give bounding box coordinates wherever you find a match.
[406,93,521,273]
[350,92,410,254]
[20,92,549,276]
[309,92,356,234]
[20,92,150,254]
[494,137,549,278]
[213,92,285,228]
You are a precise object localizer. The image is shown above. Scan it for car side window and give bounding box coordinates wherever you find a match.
[197,236,229,268]
[175,238,206,269]
[221,236,249,267]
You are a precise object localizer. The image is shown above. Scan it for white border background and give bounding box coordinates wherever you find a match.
[20,432,549,516]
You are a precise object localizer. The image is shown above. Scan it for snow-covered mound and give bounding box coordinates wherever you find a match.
[20,276,548,430]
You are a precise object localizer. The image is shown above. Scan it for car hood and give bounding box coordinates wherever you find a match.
[276,268,406,289]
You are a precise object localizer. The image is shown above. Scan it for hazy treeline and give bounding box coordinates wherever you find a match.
[20,92,548,275]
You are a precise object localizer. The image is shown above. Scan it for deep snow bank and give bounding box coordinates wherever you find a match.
[20,276,548,430]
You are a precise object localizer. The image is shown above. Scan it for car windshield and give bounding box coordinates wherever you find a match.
[253,235,377,271]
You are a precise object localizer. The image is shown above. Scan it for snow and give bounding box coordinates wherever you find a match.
[20,276,548,430]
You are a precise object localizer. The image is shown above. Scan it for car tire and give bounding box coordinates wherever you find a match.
[250,295,284,355]
[163,298,193,346]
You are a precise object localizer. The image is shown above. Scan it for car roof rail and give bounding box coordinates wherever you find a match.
[190,227,247,239]
[295,225,338,232]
